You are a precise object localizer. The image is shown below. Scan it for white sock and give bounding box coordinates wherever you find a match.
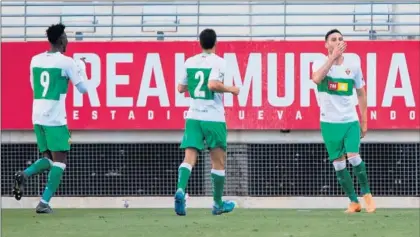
[348,155,362,166]
[333,160,346,171]
[179,162,192,171]
[211,169,225,176]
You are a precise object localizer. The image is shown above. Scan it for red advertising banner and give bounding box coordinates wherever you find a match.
[1,41,419,130]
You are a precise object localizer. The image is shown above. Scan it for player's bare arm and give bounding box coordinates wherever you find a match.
[208,80,240,95]
[356,87,368,138]
[177,84,188,93]
[312,42,347,84]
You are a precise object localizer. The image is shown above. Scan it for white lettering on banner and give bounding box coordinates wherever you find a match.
[258,110,264,120]
[137,53,170,107]
[267,53,295,107]
[73,53,101,107]
[224,53,262,107]
[148,110,154,120]
[391,110,397,120]
[175,53,190,106]
[239,111,245,120]
[128,110,135,120]
[107,53,133,107]
[277,111,283,119]
[296,111,302,120]
[410,111,416,120]
[300,53,324,107]
[73,110,79,120]
[367,53,377,107]
[92,111,98,120]
[370,111,377,120]
[382,53,415,107]
[69,51,416,124]
[110,110,116,120]
[72,109,417,124]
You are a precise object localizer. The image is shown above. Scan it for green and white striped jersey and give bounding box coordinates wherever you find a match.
[30,52,85,126]
[179,52,227,122]
[312,56,365,123]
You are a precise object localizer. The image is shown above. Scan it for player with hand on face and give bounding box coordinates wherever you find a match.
[174,28,240,216]
[312,29,376,213]
[13,23,89,214]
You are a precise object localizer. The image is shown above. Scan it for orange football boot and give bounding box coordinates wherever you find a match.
[363,193,376,213]
[345,202,362,213]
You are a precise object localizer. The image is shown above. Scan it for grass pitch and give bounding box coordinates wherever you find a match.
[2,208,419,237]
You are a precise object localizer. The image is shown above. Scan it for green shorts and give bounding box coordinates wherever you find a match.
[34,124,71,152]
[320,121,361,161]
[180,119,227,151]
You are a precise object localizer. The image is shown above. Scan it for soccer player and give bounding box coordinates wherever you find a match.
[12,23,89,214]
[174,29,240,216]
[312,29,376,213]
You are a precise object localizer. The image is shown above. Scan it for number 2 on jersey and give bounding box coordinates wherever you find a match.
[194,71,206,98]
[40,71,50,97]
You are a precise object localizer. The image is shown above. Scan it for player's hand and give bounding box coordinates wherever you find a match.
[332,42,346,59]
[360,121,367,138]
[229,86,240,96]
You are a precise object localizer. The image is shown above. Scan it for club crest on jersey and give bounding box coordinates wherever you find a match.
[345,68,351,75]
[328,81,348,92]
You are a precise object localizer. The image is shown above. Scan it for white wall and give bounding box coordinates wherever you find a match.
[1,2,419,41]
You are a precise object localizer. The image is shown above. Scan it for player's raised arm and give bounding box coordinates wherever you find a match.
[312,32,347,84]
[354,66,368,138]
[311,57,335,85]
[66,58,88,94]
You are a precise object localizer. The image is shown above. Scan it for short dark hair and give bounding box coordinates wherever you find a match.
[325,29,342,41]
[199,29,217,50]
[46,23,66,45]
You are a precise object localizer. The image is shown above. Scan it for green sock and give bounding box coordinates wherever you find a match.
[353,161,371,195]
[211,169,225,207]
[23,157,52,177]
[41,162,66,204]
[336,168,359,203]
[177,163,192,193]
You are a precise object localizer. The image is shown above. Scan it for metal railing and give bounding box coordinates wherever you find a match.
[1,1,419,41]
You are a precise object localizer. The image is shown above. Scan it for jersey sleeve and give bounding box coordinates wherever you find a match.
[311,59,325,73]
[353,65,365,89]
[178,61,188,85]
[209,59,226,82]
[65,58,85,86]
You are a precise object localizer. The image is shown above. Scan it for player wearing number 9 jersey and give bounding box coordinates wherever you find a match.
[174,29,240,216]
[13,23,89,214]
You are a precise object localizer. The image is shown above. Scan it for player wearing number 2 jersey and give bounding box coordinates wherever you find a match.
[174,29,240,216]
[12,23,89,214]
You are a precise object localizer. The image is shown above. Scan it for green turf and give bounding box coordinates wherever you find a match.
[2,208,419,237]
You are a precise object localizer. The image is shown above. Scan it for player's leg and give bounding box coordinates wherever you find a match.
[345,121,375,213]
[23,150,53,177]
[202,121,235,215]
[24,125,53,176]
[320,122,361,213]
[36,125,71,214]
[13,125,53,200]
[176,119,204,216]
